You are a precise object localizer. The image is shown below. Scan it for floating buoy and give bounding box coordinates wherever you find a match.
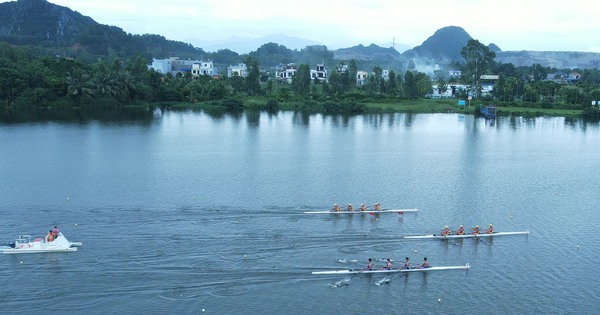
[243,255,247,259]
[75,224,78,227]
[438,298,441,302]
[414,250,418,253]
[577,245,580,249]
[20,261,24,265]
[202,309,205,312]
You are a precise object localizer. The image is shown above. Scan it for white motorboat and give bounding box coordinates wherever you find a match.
[1,232,82,254]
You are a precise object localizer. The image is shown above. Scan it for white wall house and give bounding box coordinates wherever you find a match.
[191,60,215,77]
[356,71,368,86]
[310,64,328,82]
[227,63,247,77]
[149,58,173,74]
[275,63,297,83]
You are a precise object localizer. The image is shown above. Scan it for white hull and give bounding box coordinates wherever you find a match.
[312,264,470,275]
[403,231,529,239]
[304,208,418,214]
[2,232,82,254]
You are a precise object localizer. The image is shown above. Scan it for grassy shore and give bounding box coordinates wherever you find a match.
[161,97,586,118]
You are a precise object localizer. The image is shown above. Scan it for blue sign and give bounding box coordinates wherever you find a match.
[458,100,466,106]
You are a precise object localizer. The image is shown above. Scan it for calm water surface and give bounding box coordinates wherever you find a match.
[0,109,598,314]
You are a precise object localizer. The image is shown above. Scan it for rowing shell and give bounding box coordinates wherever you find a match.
[303,208,418,214]
[403,231,529,239]
[312,264,470,275]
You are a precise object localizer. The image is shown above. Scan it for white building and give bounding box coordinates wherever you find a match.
[191,60,215,77]
[275,63,297,83]
[310,64,328,82]
[227,63,247,77]
[356,71,368,86]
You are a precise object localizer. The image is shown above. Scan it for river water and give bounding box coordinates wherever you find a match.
[0,109,598,314]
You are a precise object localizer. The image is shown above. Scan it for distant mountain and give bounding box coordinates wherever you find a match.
[495,51,600,69]
[0,0,203,61]
[402,26,473,63]
[191,34,323,54]
[333,44,402,61]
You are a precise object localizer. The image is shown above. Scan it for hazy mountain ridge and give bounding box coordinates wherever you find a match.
[1,0,599,69]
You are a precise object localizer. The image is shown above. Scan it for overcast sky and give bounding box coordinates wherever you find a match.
[6,0,600,52]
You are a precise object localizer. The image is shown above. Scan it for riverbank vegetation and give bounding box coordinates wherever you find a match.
[1,42,599,121]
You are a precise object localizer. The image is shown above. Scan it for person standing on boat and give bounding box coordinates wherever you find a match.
[485,224,494,234]
[46,230,55,242]
[331,204,341,212]
[421,257,430,268]
[52,225,60,239]
[347,204,354,212]
[384,258,392,270]
[440,226,451,236]
[471,225,481,235]
[454,225,465,235]
[359,204,367,211]
[402,257,411,269]
[365,258,373,270]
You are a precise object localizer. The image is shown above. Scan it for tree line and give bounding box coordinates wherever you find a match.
[1,41,599,120]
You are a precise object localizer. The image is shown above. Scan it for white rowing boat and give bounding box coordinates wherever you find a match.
[1,232,82,254]
[312,264,470,275]
[403,231,529,240]
[303,208,418,214]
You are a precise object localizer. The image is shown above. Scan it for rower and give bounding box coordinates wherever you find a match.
[384,258,392,270]
[347,204,354,212]
[421,257,430,268]
[455,225,465,235]
[365,258,373,271]
[440,226,450,236]
[471,225,480,235]
[402,257,410,269]
[331,204,341,212]
[359,203,367,211]
[485,224,494,234]
[374,203,381,211]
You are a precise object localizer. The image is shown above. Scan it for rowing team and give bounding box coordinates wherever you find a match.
[440,224,494,236]
[365,257,429,271]
[332,203,381,212]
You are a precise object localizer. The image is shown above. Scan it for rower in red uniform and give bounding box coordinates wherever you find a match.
[485,224,494,234]
[471,225,480,235]
[440,226,450,236]
[455,225,465,235]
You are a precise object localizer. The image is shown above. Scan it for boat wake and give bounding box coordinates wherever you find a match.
[335,258,359,264]
[329,278,352,288]
[375,277,392,286]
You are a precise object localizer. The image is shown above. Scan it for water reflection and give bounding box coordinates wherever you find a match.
[0,108,156,125]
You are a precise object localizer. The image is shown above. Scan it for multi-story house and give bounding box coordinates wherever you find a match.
[227,63,248,77]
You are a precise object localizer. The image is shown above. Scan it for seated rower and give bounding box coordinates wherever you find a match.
[402,257,411,270]
[359,204,367,211]
[471,225,481,235]
[331,204,341,212]
[365,258,373,271]
[485,224,494,234]
[454,225,465,235]
[421,257,430,268]
[383,258,392,270]
[52,225,60,239]
[374,203,381,211]
[440,225,451,236]
[347,204,354,212]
